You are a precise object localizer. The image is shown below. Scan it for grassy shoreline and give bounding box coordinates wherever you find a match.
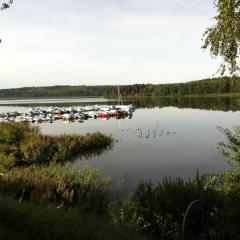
[0,122,240,239]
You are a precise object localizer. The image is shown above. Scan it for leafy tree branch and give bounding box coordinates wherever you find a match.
[202,0,240,76]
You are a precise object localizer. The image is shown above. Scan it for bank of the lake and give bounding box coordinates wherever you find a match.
[0,114,240,239]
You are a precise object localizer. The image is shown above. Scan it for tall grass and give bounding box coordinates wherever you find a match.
[0,164,112,214]
[0,197,151,240]
[20,132,113,165]
[0,122,114,215]
[0,122,113,168]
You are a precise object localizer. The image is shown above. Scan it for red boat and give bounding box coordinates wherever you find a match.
[98,112,110,118]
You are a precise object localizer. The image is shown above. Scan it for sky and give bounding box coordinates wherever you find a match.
[0,0,220,88]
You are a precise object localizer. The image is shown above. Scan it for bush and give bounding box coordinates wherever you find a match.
[117,176,221,240]
[205,170,240,239]
[0,123,38,167]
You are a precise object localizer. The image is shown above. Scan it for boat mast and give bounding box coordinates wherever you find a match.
[118,86,123,105]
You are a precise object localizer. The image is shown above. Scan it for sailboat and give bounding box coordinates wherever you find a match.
[115,86,135,114]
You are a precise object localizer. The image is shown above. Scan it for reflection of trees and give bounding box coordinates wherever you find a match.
[1,97,239,112]
[124,97,240,112]
[75,143,114,161]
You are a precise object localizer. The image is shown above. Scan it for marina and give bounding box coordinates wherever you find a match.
[0,104,136,124]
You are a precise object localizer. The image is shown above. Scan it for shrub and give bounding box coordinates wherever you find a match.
[0,123,38,167]
[117,177,221,240]
[205,170,240,239]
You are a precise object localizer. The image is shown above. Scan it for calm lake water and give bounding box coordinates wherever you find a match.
[1,96,240,191]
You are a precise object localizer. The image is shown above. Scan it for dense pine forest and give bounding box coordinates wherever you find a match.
[0,77,240,99]
[0,86,108,98]
[104,77,240,98]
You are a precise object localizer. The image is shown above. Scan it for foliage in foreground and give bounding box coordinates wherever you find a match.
[116,176,221,240]
[0,197,151,240]
[116,175,240,239]
[1,123,240,239]
[0,122,113,169]
[0,122,114,215]
[0,164,112,215]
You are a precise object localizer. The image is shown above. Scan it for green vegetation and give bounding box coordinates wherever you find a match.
[0,122,150,239]
[0,85,108,98]
[202,0,240,75]
[0,77,240,99]
[0,122,113,169]
[117,177,220,239]
[105,77,240,98]
[0,197,150,240]
[0,165,112,213]
[1,123,240,239]
[116,173,240,239]
[0,122,114,214]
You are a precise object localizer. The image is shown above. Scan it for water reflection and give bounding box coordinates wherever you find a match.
[124,96,240,111]
[1,96,240,112]
[72,143,114,162]
[0,97,238,191]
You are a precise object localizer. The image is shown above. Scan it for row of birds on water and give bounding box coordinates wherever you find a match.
[120,128,177,139]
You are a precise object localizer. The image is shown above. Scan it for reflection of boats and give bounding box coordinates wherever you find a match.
[62,113,74,120]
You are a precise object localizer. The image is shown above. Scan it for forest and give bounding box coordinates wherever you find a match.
[0,85,107,98]
[104,77,240,98]
[0,77,239,99]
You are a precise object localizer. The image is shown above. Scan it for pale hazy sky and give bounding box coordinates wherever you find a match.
[0,0,219,88]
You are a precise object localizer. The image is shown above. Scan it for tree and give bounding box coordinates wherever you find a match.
[202,0,240,76]
[216,125,240,166]
[0,0,13,43]
[0,0,13,11]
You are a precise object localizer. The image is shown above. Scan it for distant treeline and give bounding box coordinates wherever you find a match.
[1,77,240,99]
[105,77,240,98]
[0,86,108,98]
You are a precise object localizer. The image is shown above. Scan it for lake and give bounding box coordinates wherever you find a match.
[1,96,240,191]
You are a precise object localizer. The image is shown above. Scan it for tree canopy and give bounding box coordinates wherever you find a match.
[203,0,240,75]
[0,0,13,11]
[0,0,13,43]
